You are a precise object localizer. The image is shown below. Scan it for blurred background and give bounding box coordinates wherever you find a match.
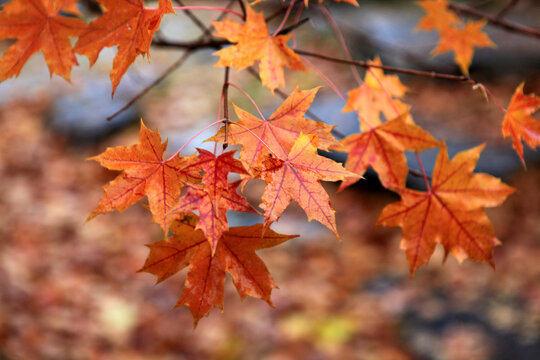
[0,0,538,359]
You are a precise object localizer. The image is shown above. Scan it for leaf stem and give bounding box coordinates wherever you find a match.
[222,67,231,150]
[227,82,267,121]
[296,49,478,83]
[319,3,362,85]
[171,6,244,19]
[107,51,192,121]
[273,0,297,37]
[168,119,227,161]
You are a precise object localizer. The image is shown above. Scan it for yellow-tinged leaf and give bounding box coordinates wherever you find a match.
[343,57,409,129]
[212,6,306,93]
[433,20,495,75]
[416,0,460,32]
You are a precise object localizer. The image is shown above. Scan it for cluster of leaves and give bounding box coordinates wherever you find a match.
[0,0,538,325]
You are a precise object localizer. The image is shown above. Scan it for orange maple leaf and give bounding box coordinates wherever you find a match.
[89,121,199,230]
[258,133,358,238]
[168,150,256,252]
[211,87,336,167]
[416,0,495,75]
[337,113,440,190]
[416,0,460,32]
[377,143,514,276]
[75,0,173,94]
[433,20,495,75]
[140,215,297,326]
[343,57,409,129]
[502,83,540,166]
[212,6,306,93]
[0,0,87,81]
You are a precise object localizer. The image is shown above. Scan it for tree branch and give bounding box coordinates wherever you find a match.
[294,49,478,84]
[448,2,540,39]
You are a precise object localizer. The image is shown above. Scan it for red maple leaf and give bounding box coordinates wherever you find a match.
[168,150,256,252]
[502,83,540,166]
[140,215,297,326]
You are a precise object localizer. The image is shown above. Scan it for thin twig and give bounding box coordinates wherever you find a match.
[448,2,540,39]
[222,67,231,149]
[409,168,432,181]
[174,0,211,36]
[295,49,478,84]
[273,0,297,36]
[237,0,246,20]
[107,51,192,121]
[278,17,309,35]
[495,0,519,19]
[319,3,362,85]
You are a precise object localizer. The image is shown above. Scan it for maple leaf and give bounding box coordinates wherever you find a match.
[0,0,87,81]
[74,0,173,94]
[337,113,441,190]
[416,1,495,75]
[343,57,409,129]
[416,0,460,32]
[501,83,540,166]
[140,215,297,326]
[211,87,336,167]
[89,121,200,230]
[257,133,358,238]
[433,20,495,75]
[168,150,256,252]
[212,6,306,93]
[377,143,514,276]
